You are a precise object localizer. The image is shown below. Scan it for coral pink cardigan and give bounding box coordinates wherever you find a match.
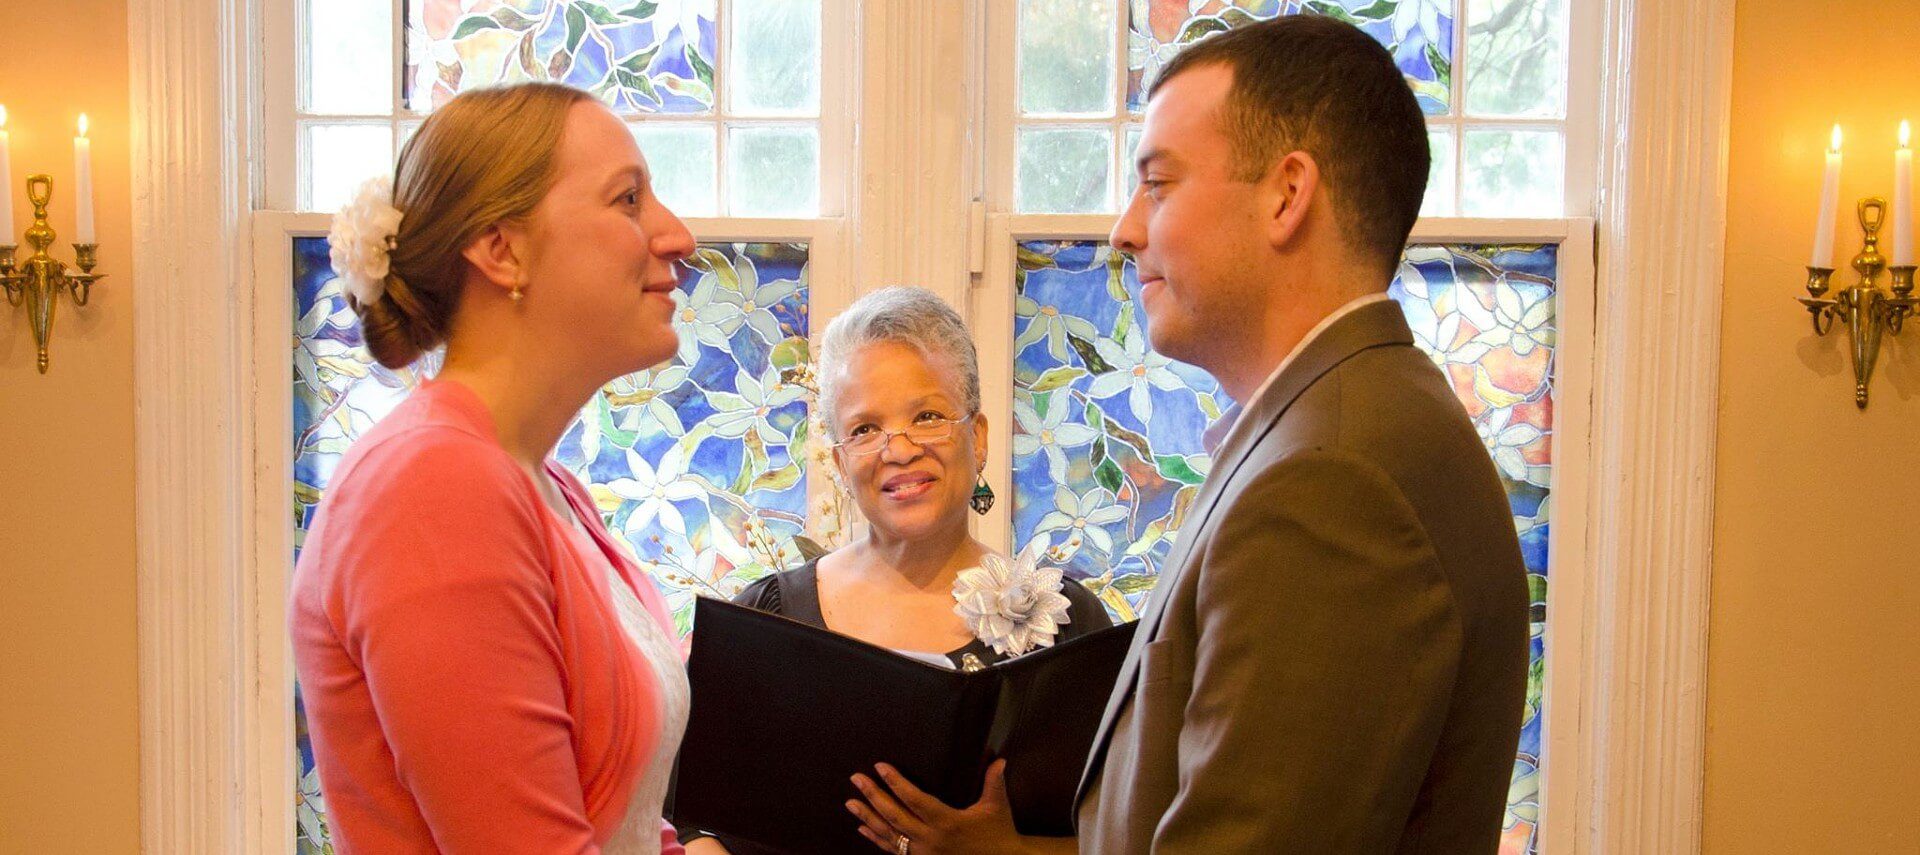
[291,380,685,855]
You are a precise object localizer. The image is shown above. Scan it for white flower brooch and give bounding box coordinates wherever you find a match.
[952,539,1073,657]
[327,175,404,309]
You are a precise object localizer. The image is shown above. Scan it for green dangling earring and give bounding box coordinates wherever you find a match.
[970,471,996,515]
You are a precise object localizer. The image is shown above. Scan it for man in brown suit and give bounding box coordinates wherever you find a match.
[1075,15,1529,854]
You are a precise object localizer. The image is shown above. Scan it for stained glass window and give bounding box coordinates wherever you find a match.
[291,236,811,852]
[1009,239,1557,853]
[295,0,824,216]
[1012,0,1570,216]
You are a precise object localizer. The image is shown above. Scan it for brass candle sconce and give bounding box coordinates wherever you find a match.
[1799,197,1915,408]
[1,174,105,374]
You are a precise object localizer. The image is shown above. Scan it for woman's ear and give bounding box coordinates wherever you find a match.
[971,410,990,468]
[459,222,527,296]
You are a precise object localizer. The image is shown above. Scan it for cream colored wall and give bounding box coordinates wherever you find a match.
[0,1,140,852]
[1708,0,1920,851]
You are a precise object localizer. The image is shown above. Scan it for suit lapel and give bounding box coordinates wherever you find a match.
[1074,300,1418,811]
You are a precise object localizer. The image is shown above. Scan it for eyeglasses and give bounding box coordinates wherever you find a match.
[831,413,976,457]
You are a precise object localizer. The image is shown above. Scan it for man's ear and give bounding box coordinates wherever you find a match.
[1262,150,1320,251]
[459,222,527,296]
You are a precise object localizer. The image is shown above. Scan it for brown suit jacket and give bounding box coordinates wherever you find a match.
[1075,300,1529,853]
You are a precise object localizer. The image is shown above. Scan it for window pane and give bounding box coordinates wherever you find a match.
[1018,0,1116,117]
[1462,128,1563,217]
[1017,127,1111,214]
[306,0,393,114]
[1010,238,1560,855]
[634,123,718,217]
[1122,125,1143,198]
[1466,0,1568,118]
[728,125,818,217]
[728,0,821,117]
[404,0,719,115]
[290,237,816,853]
[1423,126,1457,217]
[1127,1,1454,116]
[305,123,395,212]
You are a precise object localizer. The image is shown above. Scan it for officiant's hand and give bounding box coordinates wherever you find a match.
[847,759,1026,855]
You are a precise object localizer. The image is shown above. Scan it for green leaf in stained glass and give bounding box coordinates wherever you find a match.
[578,1,624,25]
[450,15,501,40]
[1066,332,1114,374]
[1153,454,1206,486]
[564,5,588,54]
[686,44,716,91]
[1094,459,1125,494]
[1029,366,1087,394]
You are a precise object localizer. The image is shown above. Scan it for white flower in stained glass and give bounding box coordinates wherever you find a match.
[1015,294,1099,362]
[1392,0,1447,49]
[295,766,329,845]
[607,443,706,536]
[1475,406,1544,484]
[674,273,735,363]
[1086,333,1184,422]
[613,365,692,438]
[1011,395,1098,483]
[706,265,801,346]
[707,367,805,445]
[651,0,715,49]
[1033,485,1129,559]
[693,516,758,587]
[1459,278,1555,357]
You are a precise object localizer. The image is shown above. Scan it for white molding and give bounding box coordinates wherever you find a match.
[130,0,261,851]
[1572,0,1736,851]
[852,0,981,312]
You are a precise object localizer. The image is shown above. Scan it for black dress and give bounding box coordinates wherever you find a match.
[676,558,1115,854]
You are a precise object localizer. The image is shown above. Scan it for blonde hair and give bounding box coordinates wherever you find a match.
[359,82,594,368]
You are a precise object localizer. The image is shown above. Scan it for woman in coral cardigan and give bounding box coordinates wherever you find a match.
[290,82,696,854]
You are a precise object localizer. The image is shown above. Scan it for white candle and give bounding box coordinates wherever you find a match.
[0,105,13,240]
[1895,120,1913,267]
[74,114,94,245]
[1812,124,1842,269]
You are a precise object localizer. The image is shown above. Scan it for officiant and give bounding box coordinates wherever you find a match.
[678,286,1111,855]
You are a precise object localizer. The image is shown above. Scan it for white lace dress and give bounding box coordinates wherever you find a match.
[573,516,692,855]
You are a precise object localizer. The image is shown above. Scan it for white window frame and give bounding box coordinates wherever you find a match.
[131,0,1732,851]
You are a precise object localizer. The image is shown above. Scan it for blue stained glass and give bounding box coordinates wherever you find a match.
[1011,238,1556,854]
[1128,0,1456,116]
[406,0,721,114]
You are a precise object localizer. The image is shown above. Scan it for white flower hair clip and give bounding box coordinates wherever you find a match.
[327,175,404,308]
[952,538,1073,657]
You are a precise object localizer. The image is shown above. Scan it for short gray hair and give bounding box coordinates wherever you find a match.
[817,286,980,437]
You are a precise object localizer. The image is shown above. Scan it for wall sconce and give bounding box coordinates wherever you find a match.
[1799,123,1915,409]
[0,109,105,374]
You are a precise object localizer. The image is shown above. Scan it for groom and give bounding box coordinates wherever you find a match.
[1075,15,1528,854]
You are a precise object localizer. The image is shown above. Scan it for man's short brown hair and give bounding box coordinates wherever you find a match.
[1148,15,1429,273]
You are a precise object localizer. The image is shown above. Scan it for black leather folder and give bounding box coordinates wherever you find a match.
[667,597,1138,854]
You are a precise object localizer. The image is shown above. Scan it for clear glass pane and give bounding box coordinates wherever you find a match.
[1423,127,1457,217]
[1462,129,1563,217]
[404,0,719,115]
[305,0,393,114]
[1019,0,1116,117]
[633,123,718,217]
[728,0,821,117]
[1123,125,1143,198]
[305,123,396,212]
[1466,0,1569,118]
[727,125,818,217]
[1016,126,1111,214]
[1127,1,1454,116]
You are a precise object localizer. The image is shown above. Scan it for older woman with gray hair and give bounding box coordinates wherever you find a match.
[679,286,1108,855]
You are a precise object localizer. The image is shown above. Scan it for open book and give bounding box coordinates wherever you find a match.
[667,596,1138,854]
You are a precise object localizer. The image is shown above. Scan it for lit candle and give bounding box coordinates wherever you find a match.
[0,105,13,240]
[74,114,94,245]
[1895,120,1913,267]
[1811,124,1842,269]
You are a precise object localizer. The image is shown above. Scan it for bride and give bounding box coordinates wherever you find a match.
[290,81,697,853]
